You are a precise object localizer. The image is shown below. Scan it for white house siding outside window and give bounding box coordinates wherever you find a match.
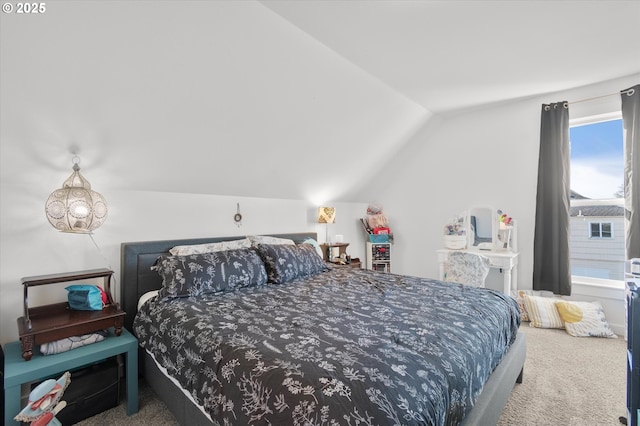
[570,200,625,280]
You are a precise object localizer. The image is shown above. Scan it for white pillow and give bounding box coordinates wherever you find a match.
[137,290,159,311]
[555,300,617,338]
[302,238,324,258]
[247,235,295,246]
[169,238,251,256]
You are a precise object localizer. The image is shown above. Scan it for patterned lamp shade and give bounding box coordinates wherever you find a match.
[317,207,336,224]
[45,159,108,233]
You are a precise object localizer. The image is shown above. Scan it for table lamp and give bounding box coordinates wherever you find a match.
[317,207,336,244]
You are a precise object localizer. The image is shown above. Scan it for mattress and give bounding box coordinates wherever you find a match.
[134,266,520,425]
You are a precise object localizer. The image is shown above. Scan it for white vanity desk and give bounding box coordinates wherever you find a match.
[437,248,519,295]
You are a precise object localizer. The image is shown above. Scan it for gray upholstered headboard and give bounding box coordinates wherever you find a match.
[120,233,317,332]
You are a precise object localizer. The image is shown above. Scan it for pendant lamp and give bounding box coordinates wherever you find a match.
[45,157,108,233]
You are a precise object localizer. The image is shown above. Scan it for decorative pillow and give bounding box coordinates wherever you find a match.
[555,300,617,338]
[523,294,564,329]
[302,238,323,258]
[248,235,295,246]
[510,290,534,322]
[255,243,328,284]
[169,238,251,256]
[155,248,267,300]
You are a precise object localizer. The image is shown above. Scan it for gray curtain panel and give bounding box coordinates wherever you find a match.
[622,84,640,260]
[533,102,571,295]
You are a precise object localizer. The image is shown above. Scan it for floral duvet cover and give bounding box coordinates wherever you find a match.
[134,266,520,426]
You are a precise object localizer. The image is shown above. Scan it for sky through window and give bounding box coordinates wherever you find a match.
[570,119,623,199]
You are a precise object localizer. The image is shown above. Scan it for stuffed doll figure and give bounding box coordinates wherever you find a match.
[366,203,390,230]
[14,371,70,426]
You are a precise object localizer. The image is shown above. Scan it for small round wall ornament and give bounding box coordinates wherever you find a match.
[234,203,242,227]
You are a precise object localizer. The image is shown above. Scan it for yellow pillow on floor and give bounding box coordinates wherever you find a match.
[523,294,564,329]
[555,300,617,338]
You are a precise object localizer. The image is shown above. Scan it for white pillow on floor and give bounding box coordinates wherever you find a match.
[555,300,617,338]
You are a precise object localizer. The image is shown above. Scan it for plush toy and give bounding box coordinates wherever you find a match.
[366,203,390,231]
[15,371,70,426]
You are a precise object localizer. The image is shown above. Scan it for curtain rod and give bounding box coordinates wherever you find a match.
[568,87,635,105]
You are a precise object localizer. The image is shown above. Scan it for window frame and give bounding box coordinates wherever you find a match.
[569,111,624,287]
[588,221,614,239]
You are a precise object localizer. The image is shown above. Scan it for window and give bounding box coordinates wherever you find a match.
[589,222,613,239]
[569,116,624,281]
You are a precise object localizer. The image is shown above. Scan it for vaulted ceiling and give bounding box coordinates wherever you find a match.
[2,1,639,203]
[262,0,640,114]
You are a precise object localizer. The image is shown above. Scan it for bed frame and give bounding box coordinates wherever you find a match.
[121,233,526,426]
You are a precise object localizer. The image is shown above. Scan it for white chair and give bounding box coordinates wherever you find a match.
[445,251,491,287]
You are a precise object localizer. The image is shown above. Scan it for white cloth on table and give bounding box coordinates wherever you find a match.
[40,331,108,355]
[445,251,491,287]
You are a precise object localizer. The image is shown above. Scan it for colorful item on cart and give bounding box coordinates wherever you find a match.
[14,371,70,425]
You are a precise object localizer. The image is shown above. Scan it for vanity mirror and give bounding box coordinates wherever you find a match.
[466,206,497,250]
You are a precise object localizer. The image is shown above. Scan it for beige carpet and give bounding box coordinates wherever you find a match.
[76,324,627,425]
[498,324,627,426]
[74,376,179,426]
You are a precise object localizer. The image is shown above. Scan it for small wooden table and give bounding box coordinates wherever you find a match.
[17,269,125,361]
[3,328,139,426]
[319,243,350,262]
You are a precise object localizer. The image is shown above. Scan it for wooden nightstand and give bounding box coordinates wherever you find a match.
[17,269,125,361]
[319,243,351,262]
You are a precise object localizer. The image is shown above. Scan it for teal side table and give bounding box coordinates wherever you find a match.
[3,328,138,426]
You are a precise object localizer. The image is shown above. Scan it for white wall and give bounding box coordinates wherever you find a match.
[0,1,410,344]
[1,1,637,343]
[359,73,640,332]
[0,185,367,343]
[358,98,541,283]
[0,0,429,203]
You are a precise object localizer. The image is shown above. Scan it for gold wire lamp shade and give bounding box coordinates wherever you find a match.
[45,158,108,233]
[317,207,336,243]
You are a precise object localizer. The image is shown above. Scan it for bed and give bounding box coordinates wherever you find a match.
[121,233,525,425]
